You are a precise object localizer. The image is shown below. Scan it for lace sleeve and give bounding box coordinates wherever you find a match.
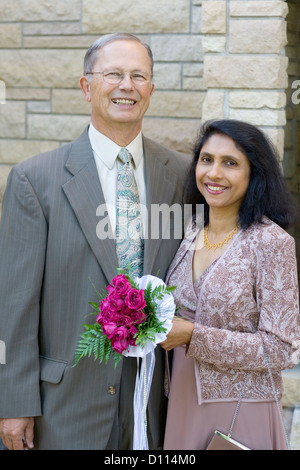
[186,233,300,372]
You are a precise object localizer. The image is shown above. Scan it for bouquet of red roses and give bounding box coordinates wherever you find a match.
[74,268,176,368]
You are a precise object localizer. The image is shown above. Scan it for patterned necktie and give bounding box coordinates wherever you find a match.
[116,147,144,278]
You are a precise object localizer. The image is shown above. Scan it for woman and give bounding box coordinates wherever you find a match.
[161,119,300,450]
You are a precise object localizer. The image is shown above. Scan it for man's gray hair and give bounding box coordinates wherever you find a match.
[83,33,154,75]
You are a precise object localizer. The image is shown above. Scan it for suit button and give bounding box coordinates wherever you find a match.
[107,386,116,395]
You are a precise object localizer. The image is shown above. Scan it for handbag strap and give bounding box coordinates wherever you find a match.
[262,342,291,450]
[228,374,247,438]
[227,337,290,450]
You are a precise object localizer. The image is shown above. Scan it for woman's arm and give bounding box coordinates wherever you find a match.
[186,234,300,372]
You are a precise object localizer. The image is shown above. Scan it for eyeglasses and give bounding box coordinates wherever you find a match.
[85,70,152,86]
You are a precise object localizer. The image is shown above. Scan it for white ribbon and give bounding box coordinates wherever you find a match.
[122,275,176,450]
[132,351,156,450]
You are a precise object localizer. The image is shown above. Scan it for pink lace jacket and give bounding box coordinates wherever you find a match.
[166,218,300,404]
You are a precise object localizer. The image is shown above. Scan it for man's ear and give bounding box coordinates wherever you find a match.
[150,82,155,97]
[79,76,91,102]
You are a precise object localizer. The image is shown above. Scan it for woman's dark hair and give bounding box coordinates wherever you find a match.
[185,119,297,230]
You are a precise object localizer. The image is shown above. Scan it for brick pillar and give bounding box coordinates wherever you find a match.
[201,0,289,159]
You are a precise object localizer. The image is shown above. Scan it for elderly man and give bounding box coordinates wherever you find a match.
[0,33,190,450]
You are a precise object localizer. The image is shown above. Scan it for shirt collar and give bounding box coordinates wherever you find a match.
[88,123,143,170]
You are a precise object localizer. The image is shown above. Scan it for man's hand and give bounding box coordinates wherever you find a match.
[0,417,34,450]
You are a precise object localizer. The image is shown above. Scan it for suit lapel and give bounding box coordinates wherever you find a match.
[143,137,178,275]
[61,130,179,281]
[62,129,119,284]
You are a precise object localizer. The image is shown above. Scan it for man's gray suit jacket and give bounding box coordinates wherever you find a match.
[0,127,191,449]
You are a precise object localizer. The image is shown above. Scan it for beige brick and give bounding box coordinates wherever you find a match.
[192,5,202,34]
[202,36,226,53]
[0,81,5,104]
[0,139,60,164]
[0,50,85,88]
[0,24,22,48]
[24,35,99,49]
[151,35,203,62]
[27,101,51,113]
[147,91,204,118]
[153,64,182,90]
[263,127,285,159]
[229,91,286,109]
[230,1,289,18]
[204,56,288,89]
[229,108,286,127]
[0,0,81,21]
[229,20,287,53]
[142,118,198,154]
[282,367,300,408]
[52,89,91,115]
[201,1,227,34]
[6,88,51,101]
[184,64,204,77]
[82,0,189,34]
[0,102,26,138]
[183,77,205,91]
[202,90,225,121]
[27,114,90,141]
[23,22,81,36]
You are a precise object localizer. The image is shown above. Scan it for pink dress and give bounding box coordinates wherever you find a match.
[163,242,288,451]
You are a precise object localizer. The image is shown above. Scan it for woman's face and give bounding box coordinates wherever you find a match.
[195,133,251,213]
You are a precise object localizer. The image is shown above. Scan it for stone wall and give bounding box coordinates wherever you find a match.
[201,0,288,159]
[0,0,207,214]
[0,1,293,195]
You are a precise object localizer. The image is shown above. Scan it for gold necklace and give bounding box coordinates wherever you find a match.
[204,225,239,251]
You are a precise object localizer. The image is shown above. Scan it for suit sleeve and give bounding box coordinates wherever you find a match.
[0,165,47,417]
[187,234,300,372]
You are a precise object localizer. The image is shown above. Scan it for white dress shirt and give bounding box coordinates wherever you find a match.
[88,123,147,236]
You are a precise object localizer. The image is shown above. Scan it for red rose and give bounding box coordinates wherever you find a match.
[111,327,129,354]
[125,288,146,311]
[107,274,131,298]
[97,299,120,324]
[102,322,118,339]
[108,296,126,313]
[130,310,147,324]
[127,325,138,345]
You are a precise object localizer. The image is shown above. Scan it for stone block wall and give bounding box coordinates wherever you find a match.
[201,0,289,159]
[0,1,293,188]
[0,0,208,216]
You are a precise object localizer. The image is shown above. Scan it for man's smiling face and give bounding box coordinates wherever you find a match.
[82,39,154,138]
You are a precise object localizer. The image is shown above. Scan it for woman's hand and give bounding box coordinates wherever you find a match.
[160,317,194,351]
